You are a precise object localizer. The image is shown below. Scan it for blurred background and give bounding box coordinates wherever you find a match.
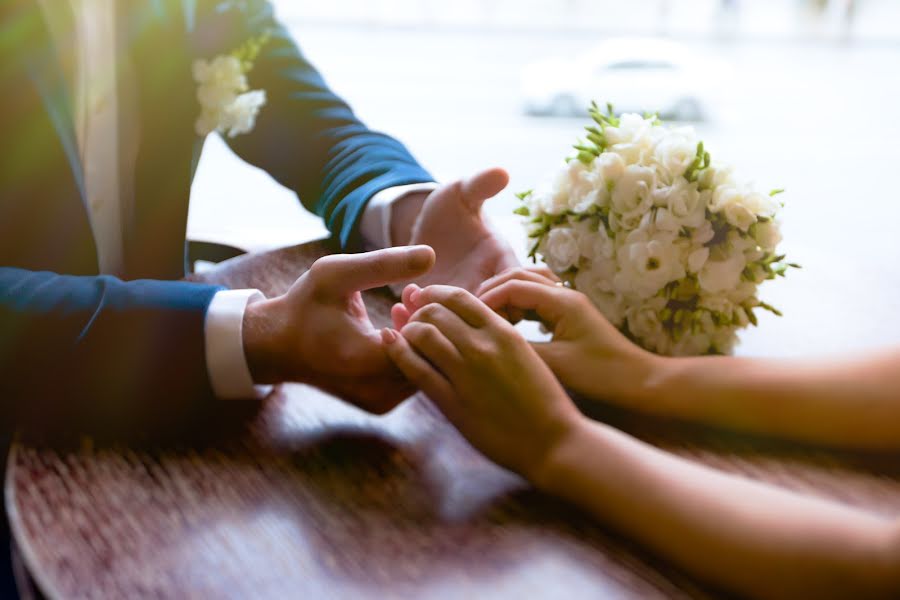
[189,0,900,357]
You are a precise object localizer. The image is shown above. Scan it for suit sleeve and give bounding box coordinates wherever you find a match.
[200,0,434,250]
[0,267,225,436]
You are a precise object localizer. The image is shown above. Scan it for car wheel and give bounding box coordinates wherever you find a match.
[673,98,703,122]
[550,94,581,117]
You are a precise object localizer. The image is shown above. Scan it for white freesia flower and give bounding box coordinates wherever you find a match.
[542,227,580,273]
[575,269,625,325]
[698,251,746,294]
[712,185,757,231]
[534,166,576,216]
[518,111,792,356]
[605,114,657,164]
[611,164,656,221]
[698,162,736,191]
[566,160,603,213]
[594,151,626,183]
[614,227,685,299]
[574,220,614,261]
[753,220,783,251]
[653,126,697,179]
[625,297,668,352]
[687,246,710,273]
[652,179,705,230]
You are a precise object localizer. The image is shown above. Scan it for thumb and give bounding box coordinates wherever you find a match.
[313,246,435,297]
[459,167,510,213]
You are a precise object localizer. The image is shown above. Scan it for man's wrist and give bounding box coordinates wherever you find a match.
[205,289,272,400]
[389,191,429,246]
[359,184,437,249]
[242,297,284,386]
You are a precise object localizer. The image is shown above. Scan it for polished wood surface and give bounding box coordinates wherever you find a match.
[7,241,900,599]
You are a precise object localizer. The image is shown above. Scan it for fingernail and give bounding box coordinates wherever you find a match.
[381,328,397,344]
[410,289,422,306]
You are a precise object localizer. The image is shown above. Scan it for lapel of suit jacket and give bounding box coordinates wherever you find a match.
[0,1,98,274]
[123,0,200,280]
[15,1,86,209]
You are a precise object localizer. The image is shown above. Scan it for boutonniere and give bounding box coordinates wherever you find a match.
[193,31,272,138]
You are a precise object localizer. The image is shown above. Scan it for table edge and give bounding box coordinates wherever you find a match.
[6,439,63,600]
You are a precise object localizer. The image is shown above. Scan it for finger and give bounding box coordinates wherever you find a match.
[391,302,412,330]
[479,280,573,328]
[408,285,495,328]
[530,341,564,369]
[382,329,456,408]
[475,266,559,298]
[459,167,509,213]
[401,283,421,316]
[400,321,463,379]
[408,303,479,353]
[312,246,435,297]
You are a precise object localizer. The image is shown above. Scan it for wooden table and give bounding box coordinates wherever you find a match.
[7,241,900,599]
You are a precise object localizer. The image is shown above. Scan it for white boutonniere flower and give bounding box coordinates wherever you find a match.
[193,32,271,138]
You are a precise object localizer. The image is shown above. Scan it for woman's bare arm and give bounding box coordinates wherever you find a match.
[637,350,900,449]
[537,418,900,599]
[476,271,900,450]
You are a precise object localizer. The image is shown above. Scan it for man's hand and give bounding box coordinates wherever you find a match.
[392,168,519,294]
[241,246,435,414]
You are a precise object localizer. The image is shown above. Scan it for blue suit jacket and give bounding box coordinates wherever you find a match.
[0,0,433,435]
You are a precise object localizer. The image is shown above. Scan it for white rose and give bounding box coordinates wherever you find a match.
[542,227,580,273]
[611,164,656,221]
[698,251,746,294]
[653,126,698,179]
[614,228,686,299]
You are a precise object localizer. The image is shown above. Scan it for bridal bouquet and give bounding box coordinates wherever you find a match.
[516,103,797,356]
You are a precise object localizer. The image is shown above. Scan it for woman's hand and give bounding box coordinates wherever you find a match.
[382,285,582,482]
[476,268,662,406]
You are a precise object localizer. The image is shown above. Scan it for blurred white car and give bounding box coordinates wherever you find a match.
[522,38,714,121]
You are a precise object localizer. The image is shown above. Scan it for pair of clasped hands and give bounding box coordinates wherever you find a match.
[241,167,641,482]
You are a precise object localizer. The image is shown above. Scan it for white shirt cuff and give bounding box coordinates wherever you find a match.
[359,183,438,250]
[205,289,273,400]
